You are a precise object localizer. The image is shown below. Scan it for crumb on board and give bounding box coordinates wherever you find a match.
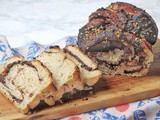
[82,98,88,101]
[74,104,78,106]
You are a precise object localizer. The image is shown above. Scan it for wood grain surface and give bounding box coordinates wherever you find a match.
[0,40,160,120]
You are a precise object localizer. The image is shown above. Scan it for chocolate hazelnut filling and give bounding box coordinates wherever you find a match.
[0,61,41,103]
[63,48,93,71]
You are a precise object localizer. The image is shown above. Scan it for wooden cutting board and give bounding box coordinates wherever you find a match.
[0,40,160,120]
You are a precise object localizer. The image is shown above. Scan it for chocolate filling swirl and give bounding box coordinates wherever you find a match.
[0,61,39,103]
[77,2,157,75]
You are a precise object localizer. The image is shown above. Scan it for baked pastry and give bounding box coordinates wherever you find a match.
[78,2,158,76]
[63,45,102,87]
[36,46,83,105]
[0,56,56,113]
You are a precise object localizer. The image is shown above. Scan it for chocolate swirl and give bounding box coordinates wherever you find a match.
[78,2,158,76]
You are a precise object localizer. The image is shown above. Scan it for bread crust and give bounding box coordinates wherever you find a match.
[78,2,158,51]
[77,2,157,76]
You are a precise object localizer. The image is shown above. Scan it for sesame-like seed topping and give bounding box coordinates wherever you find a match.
[121,39,125,42]
[121,25,125,29]
[145,24,148,27]
[132,31,136,34]
[135,38,139,41]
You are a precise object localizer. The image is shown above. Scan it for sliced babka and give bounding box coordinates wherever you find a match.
[0,56,56,113]
[36,46,83,105]
[63,45,102,87]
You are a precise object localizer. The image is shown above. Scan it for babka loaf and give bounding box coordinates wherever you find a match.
[36,46,83,105]
[78,2,158,76]
[63,45,102,87]
[0,56,56,113]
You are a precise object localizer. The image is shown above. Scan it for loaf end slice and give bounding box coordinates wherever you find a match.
[0,57,56,113]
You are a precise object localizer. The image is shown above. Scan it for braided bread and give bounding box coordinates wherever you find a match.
[78,2,158,76]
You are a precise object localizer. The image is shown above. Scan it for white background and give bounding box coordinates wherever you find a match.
[0,0,159,48]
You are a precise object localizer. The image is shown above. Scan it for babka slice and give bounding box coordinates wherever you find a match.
[63,45,102,87]
[0,56,56,113]
[36,46,83,105]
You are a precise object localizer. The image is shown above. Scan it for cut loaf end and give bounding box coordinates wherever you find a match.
[0,56,56,113]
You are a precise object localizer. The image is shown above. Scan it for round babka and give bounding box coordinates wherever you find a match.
[78,2,158,76]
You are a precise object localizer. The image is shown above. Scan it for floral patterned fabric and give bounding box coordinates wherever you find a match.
[0,35,159,120]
